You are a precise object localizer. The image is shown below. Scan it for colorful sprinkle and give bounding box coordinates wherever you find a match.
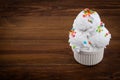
[83,8,95,17]
[105,32,109,37]
[83,15,87,17]
[88,41,92,45]
[88,16,94,23]
[100,21,104,27]
[72,45,76,49]
[88,19,93,23]
[96,26,103,33]
[69,29,76,37]
[83,41,87,44]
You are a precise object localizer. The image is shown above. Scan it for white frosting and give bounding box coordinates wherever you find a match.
[73,10,101,32]
[68,8,111,53]
[89,26,111,48]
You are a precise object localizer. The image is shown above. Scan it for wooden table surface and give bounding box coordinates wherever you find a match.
[0,0,120,80]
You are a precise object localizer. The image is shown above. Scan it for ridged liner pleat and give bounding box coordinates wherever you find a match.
[73,49,104,66]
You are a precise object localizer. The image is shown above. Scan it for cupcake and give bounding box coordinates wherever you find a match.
[68,8,111,66]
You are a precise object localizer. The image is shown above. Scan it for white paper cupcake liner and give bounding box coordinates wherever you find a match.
[73,48,104,66]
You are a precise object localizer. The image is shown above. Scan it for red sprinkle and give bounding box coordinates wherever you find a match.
[88,41,91,44]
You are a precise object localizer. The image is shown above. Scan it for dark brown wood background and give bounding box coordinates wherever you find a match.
[0,0,120,80]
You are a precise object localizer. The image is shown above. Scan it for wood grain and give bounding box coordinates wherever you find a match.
[0,0,120,80]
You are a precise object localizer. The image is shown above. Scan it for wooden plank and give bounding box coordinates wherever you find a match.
[0,0,120,80]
